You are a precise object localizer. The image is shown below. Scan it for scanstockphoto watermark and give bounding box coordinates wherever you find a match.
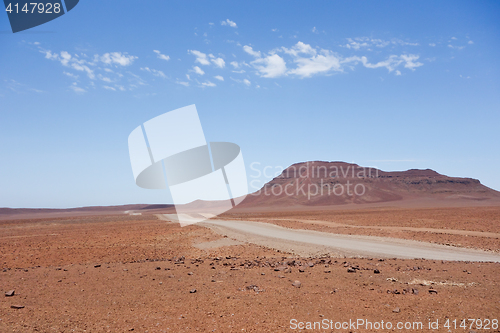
[249,162,380,199]
[290,318,424,331]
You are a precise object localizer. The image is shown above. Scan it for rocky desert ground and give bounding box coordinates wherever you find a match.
[1,205,499,332]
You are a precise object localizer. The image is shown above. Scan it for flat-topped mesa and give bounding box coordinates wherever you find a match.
[275,161,381,180]
[239,160,499,208]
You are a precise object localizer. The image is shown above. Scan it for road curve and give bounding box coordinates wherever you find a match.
[200,219,500,262]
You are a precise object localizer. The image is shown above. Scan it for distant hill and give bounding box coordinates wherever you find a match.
[237,161,500,208]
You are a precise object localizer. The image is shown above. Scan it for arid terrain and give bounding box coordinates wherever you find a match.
[1,164,500,332]
[1,206,499,332]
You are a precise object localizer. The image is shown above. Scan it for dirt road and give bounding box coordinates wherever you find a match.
[198,219,500,262]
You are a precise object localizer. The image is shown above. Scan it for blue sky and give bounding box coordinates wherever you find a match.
[1,1,499,208]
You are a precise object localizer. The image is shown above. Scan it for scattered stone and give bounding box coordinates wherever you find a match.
[189,289,197,293]
[211,279,216,282]
[123,269,128,271]
[187,272,193,275]
[412,288,419,295]
[5,290,15,297]
[347,268,356,273]
[374,269,380,274]
[11,305,24,309]
[168,275,174,278]
[246,285,259,291]
[261,272,265,275]
[156,267,161,270]
[308,262,314,267]
[94,264,101,268]
[299,268,305,273]
[429,289,438,294]
[292,280,302,288]
[393,307,400,313]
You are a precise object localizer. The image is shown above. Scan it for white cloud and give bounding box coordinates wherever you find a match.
[400,54,423,70]
[214,75,224,81]
[448,45,465,50]
[230,61,239,68]
[100,76,112,83]
[232,70,246,73]
[342,54,423,73]
[468,40,474,45]
[211,57,225,68]
[176,81,189,87]
[252,54,287,78]
[230,77,251,86]
[221,19,237,28]
[288,50,341,77]
[451,37,457,40]
[69,83,86,93]
[201,81,216,87]
[272,28,278,32]
[243,45,261,58]
[188,50,210,65]
[103,85,116,91]
[192,66,205,75]
[141,67,167,78]
[429,43,436,47]
[153,50,170,61]
[282,41,317,56]
[341,37,418,50]
[312,27,318,33]
[100,52,137,66]
[63,71,78,79]
[395,70,402,76]
[209,22,214,26]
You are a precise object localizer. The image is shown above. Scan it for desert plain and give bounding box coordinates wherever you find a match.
[1,203,499,332]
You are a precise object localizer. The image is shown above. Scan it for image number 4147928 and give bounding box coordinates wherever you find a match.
[3,0,79,33]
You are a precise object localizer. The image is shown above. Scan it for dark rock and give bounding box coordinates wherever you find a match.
[94,264,101,268]
[347,268,356,273]
[374,269,380,274]
[246,285,259,291]
[156,267,161,270]
[11,305,24,309]
[187,272,193,275]
[429,289,438,294]
[189,289,197,293]
[412,288,419,295]
[299,268,305,273]
[5,290,15,297]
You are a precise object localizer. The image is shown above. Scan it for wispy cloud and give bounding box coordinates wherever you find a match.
[153,50,170,61]
[141,67,167,78]
[221,19,237,28]
[214,75,224,81]
[341,37,418,50]
[69,82,86,94]
[252,54,287,78]
[201,81,216,87]
[188,50,210,65]
[100,52,137,66]
[243,45,261,58]
[191,66,205,75]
